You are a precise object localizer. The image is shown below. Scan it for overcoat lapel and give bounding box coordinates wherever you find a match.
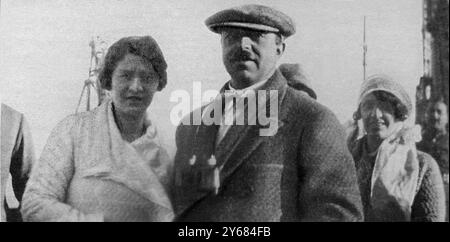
[175,70,289,217]
[215,70,288,186]
[174,107,220,215]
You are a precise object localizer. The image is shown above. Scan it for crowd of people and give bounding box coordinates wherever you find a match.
[1,4,448,222]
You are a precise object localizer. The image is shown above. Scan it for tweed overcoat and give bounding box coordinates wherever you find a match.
[172,70,364,221]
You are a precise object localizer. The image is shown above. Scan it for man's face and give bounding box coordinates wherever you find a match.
[428,101,448,132]
[220,27,284,88]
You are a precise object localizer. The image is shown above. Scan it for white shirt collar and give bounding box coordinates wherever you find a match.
[227,68,275,95]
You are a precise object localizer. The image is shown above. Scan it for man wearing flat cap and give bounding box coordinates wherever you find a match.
[172,4,363,221]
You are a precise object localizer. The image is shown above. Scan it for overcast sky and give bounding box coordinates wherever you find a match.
[0,0,423,157]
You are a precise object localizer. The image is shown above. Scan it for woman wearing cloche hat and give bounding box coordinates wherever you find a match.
[348,74,446,221]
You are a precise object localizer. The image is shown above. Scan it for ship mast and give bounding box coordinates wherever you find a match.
[363,16,367,81]
[75,36,107,113]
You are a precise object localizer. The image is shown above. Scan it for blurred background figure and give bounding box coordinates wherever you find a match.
[1,104,35,222]
[417,98,449,221]
[348,75,446,222]
[279,63,317,100]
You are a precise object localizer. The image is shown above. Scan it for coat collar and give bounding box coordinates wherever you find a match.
[82,100,174,220]
[215,69,288,175]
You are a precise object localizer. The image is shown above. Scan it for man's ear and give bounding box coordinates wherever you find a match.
[276,42,285,56]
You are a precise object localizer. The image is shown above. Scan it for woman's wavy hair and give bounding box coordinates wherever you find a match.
[98,36,167,91]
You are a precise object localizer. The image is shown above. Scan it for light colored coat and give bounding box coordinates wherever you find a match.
[21,100,174,222]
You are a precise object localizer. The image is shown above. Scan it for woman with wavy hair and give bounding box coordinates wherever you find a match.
[21,36,173,222]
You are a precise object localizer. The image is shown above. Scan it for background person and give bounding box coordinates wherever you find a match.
[417,98,449,221]
[278,63,317,99]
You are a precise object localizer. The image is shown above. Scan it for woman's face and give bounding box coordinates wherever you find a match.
[360,92,399,140]
[111,53,159,116]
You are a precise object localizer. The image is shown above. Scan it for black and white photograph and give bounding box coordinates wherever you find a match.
[0,0,448,228]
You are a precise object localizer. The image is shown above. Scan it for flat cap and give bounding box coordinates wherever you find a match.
[205,4,296,38]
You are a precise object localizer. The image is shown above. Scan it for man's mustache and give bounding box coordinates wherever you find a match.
[230,50,257,62]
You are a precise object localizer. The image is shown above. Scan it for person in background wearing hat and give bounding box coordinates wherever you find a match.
[279,63,317,99]
[1,104,35,222]
[348,74,446,221]
[21,36,174,222]
[172,4,363,222]
[417,98,449,221]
